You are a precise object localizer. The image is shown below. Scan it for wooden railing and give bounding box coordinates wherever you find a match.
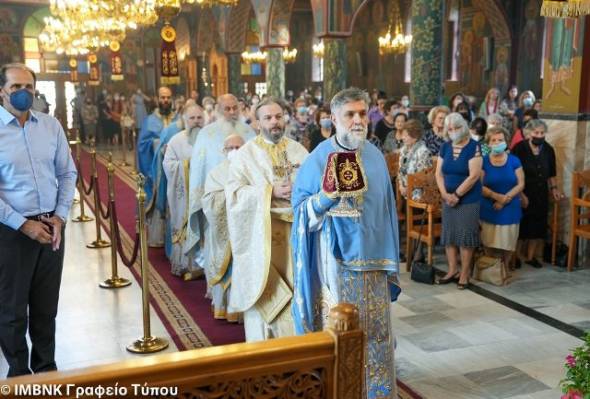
[2,304,364,399]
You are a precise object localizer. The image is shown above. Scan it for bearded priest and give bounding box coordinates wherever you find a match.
[186,94,255,280]
[225,98,308,342]
[162,103,204,278]
[291,87,400,399]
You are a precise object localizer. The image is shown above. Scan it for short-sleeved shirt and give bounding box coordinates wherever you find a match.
[440,138,482,204]
[480,154,522,225]
[424,129,447,156]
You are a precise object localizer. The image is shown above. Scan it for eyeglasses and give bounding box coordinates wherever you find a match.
[224,146,241,151]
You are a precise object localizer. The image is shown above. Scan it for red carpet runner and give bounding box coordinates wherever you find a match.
[77,148,422,399]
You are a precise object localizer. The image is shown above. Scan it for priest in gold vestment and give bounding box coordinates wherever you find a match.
[225,98,308,342]
[201,135,245,321]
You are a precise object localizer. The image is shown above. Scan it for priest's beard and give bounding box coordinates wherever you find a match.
[159,102,172,116]
[218,117,248,136]
[261,126,285,144]
[337,125,366,150]
[186,127,200,146]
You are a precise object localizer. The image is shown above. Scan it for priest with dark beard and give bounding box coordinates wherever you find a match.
[137,86,175,246]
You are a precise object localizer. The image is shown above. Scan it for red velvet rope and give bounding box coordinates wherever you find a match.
[74,158,94,196]
[110,201,140,267]
[93,175,111,220]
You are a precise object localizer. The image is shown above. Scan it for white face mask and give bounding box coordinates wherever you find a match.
[449,131,462,143]
[226,149,239,161]
[470,133,481,142]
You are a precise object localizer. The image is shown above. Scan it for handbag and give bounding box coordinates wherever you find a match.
[410,211,435,284]
[473,255,508,286]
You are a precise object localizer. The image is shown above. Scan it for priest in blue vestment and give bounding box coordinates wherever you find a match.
[291,87,400,399]
[137,86,175,246]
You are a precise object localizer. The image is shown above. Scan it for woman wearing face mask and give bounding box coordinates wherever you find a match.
[374,99,401,146]
[512,119,562,269]
[513,90,536,132]
[435,113,483,288]
[480,127,524,272]
[456,102,473,124]
[306,105,335,152]
[449,92,468,112]
[398,119,432,199]
[500,85,518,131]
[509,109,538,150]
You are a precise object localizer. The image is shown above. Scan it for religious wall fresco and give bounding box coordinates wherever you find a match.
[542,17,586,113]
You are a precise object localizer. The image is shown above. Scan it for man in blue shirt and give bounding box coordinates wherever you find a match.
[0,63,77,377]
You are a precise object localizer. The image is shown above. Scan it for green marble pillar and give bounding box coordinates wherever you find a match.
[410,0,444,107]
[323,38,347,103]
[227,53,243,96]
[266,48,285,98]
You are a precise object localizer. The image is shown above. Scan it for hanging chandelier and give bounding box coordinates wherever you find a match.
[283,48,297,63]
[312,41,324,58]
[540,0,590,17]
[241,50,267,64]
[378,0,412,55]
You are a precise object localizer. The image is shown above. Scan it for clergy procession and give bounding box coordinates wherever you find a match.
[133,86,400,397]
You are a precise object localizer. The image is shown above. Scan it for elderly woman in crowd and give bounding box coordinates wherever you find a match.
[481,127,525,270]
[512,119,562,269]
[424,105,450,156]
[398,119,433,200]
[435,113,483,288]
[383,112,408,154]
[510,109,538,150]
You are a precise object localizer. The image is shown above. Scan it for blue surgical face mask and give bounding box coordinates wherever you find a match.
[523,98,533,108]
[9,89,34,112]
[319,118,332,129]
[491,142,507,154]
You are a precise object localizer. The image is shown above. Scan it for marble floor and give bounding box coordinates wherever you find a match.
[427,245,590,334]
[0,203,177,378]
[393,266,583,399]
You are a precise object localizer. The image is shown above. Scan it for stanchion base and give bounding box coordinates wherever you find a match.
[87,239,111,249]
[126,336,169,354]
[72,215,94,223]
[99,277,132,289]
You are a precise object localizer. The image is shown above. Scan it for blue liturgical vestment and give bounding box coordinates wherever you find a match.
[150,121,183,257]
[137,111,175,202]
[291,137,399,399]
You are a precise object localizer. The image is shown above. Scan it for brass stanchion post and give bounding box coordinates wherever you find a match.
[130,129,138,176]
[100,154,131,289]
[119,128,130,167]
[69,132,80,205]
[72,137,93,223]
[127,174,169,353]
[87,148,111,249]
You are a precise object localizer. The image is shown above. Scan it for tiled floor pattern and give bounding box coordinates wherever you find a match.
[0,203,177,378]
[393,268,582,398]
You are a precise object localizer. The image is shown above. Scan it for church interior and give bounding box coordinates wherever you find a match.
[1,0,590,398]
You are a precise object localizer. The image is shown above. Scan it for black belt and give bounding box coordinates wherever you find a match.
[25,211,55,222]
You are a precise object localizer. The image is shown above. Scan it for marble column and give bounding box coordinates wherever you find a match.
[266,48,285,98]
[322,38,347,102]
[409,0,444,108]
[227,53,243,96]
